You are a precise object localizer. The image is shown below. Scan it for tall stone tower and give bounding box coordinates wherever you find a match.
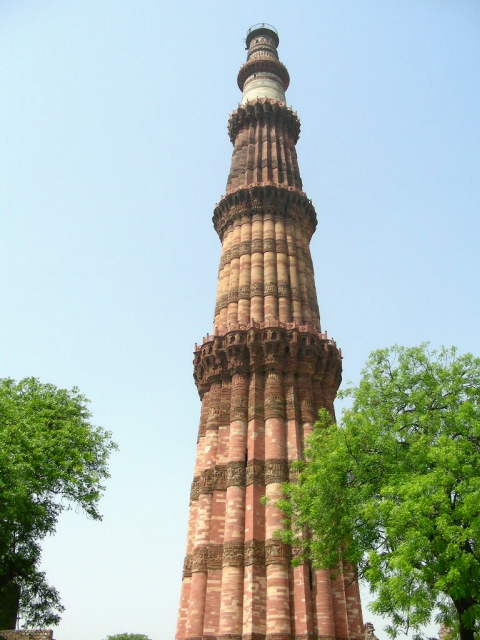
[176,24,364,640]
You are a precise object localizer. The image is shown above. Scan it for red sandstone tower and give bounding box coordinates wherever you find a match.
[176,24,364,640]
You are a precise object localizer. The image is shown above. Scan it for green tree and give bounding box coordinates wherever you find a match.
[103,635,152,640]
[0,377,117,628]
[279,345,480,640]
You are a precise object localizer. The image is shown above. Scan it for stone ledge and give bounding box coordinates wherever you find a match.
[213,185,317,241]
[228,99,298,143]
[193,323,341,396]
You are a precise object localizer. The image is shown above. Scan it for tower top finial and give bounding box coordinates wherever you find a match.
[238,24,289,104]
[245,23,279,49]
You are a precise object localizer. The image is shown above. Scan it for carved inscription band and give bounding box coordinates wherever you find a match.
[191,465,228,496]
[264,458,288,483]
[246,459,264,486]
[219,239,307,269]
[219,238,294,270]
[227,460,246,486]
[183,539,291,577]
[190,459,293,501]
[215,285,314,313]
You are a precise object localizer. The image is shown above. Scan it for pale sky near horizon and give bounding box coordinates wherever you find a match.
[1,2,479,639]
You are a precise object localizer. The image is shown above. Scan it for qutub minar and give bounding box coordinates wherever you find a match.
[176,24,364,640]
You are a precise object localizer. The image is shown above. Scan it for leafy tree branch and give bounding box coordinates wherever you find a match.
[279,345,480,640]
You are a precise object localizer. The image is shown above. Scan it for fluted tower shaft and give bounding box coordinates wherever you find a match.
[176,24,364,640]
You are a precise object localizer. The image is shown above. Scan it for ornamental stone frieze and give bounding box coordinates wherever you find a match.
[198,466,227,494]
[277,283,291,297]
[245,459,265,486]
[238,284,251,300]
[291,544,303,560]
[190,476,201,502]
[264,282,278,296]
[248,402,265,420]
[251,238,264,252]
[200,468,216,494]
[222,541,244,567]
[183,553,193,578]
[240,241,251,255]
[250,282,264,296]
[214,465,228,490]
[264,392,285,418]
[288,460,301,483]
[231,370,249,394]
[230,397,249,421]
[285,379,298,422]
[228,288,239,303]
[264,458,288,484]
[219,404,231,423]
[186,539,299,577]
[192,546,209,573]
[263,238,276,253]
[227,461,246,487]
[265,539,290,566]
[244,539,265,566]
[208,544,224,570]
[191,459,295,493]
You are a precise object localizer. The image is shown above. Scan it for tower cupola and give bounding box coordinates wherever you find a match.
[237,23,290,103]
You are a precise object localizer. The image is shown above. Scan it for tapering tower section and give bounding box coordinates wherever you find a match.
[176,25,364,640]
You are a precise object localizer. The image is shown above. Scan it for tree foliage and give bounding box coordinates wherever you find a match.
[0,377,117,628]
[279,345,480,640]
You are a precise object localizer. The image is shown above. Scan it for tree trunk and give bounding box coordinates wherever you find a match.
[0,581,20,629]
[454,597,476,640]
[458,624,475,640]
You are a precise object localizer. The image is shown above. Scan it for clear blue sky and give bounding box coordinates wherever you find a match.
[1,2,479,639]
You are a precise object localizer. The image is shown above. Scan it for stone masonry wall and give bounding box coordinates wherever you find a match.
[0,631,53,640]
